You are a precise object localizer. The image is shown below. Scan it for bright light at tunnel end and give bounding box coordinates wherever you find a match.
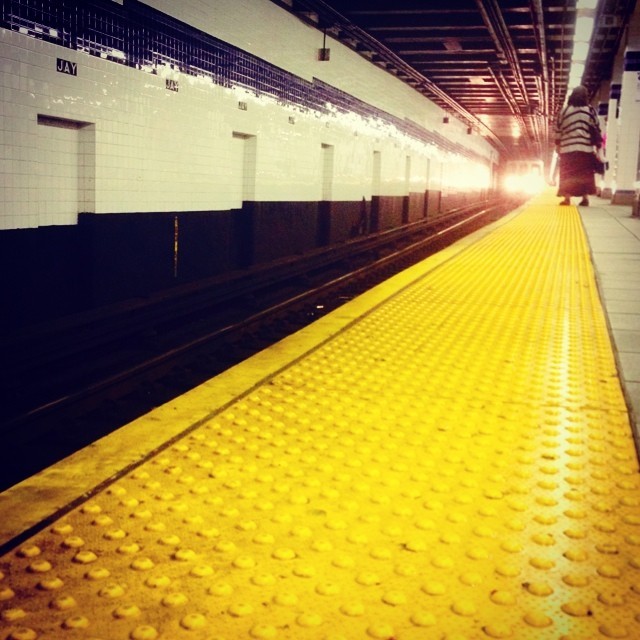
[503,172,546,194]
[503,160,546,195]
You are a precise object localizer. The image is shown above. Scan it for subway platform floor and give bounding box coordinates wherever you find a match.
[1,191,640,640]
[578,195,640,435]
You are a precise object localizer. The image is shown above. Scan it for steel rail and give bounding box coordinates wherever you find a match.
[3,203,511,436]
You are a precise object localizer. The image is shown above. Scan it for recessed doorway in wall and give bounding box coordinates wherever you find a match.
[232,131,257,203]
[424,157,431,217]
[37,115,95,227]
[372,150,381,196]
[321,143,334,201]
[405,155,411,195]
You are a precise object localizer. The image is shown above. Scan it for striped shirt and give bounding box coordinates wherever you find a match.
[555,105,601,154]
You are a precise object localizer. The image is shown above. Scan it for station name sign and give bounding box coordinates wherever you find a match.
[57,58,77,76]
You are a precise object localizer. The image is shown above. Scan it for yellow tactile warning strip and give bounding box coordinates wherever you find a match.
[1,195,639,640]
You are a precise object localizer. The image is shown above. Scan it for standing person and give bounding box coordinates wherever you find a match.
[555,85,602,206]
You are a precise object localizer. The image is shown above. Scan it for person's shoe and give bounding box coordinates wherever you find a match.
[579,197,589,206]
[560,199,570,205]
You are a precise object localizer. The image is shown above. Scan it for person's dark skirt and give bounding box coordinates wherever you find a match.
[557,151,596,197]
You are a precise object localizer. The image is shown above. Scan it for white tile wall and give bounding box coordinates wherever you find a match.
[149,1,447,136]
[0,1,495,231]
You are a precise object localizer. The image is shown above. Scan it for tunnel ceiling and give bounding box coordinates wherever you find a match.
[272,0,636,161]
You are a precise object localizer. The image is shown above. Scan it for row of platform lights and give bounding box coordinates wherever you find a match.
[570,0,598,90]
[504,0,598,194]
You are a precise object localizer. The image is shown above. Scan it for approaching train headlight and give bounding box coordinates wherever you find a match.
[504,168,545,194]
[504,174,521,192]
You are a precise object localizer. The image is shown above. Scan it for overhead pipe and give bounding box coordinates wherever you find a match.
[530,0,550,117]
[285,0,507,151]
[476,0,530,105]
[475,0,536,144]
[333,22,504,146]
[556,0,571,113]
[487,65,531,146]
[487,65,521,117]
[340,26,507,150]
[549,55,557,117]
[534,75,550,155]
[529,0,556,158]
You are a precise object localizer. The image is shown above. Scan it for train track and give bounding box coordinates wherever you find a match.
[0,197,523,490]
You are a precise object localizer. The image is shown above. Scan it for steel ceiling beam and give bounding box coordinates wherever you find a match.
[474,0,534,148]
[279,0,507,151]
[530,0,551,152]
[271,0,633,161]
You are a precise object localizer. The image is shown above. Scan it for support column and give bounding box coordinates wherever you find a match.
[596,100,608,197]
[612,10,640,205]
[601,83,620,199]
